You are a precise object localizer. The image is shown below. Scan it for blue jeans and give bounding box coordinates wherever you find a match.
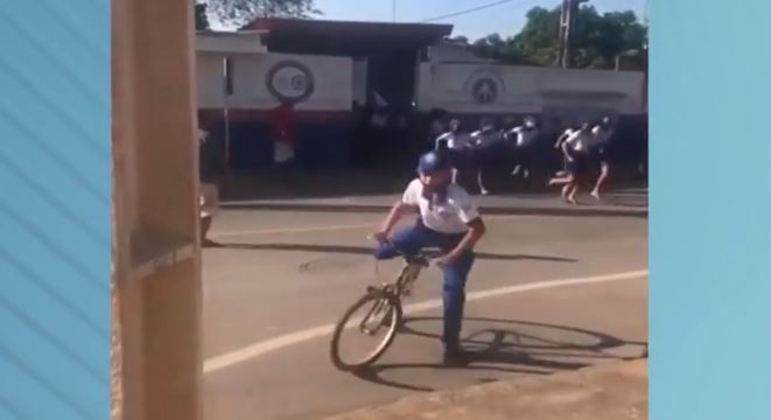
[374,220,475,351]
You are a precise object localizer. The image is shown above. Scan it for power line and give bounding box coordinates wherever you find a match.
[421,0,521,23]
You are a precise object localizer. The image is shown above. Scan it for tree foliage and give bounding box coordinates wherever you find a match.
[195,3,210,31]
[462,4,648,69]
[200,0,320,28]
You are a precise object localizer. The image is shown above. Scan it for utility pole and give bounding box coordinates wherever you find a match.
[556,0,587,68]
[555,0,568,67]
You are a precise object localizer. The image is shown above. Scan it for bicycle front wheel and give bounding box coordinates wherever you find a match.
[329,290,402,371]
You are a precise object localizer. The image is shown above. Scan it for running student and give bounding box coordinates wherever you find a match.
[548,122,592,204]
[470,119,500,195]
[589,116,615,200]
[434,118,471,184]
[552,125,577,178]
[372,150,486,366]
[506,116,539,179]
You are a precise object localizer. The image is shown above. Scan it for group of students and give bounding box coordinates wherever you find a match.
[432,116,541,196]
[431,115,615,203]
[547,116,614,204]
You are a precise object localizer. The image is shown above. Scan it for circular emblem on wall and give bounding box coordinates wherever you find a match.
[266,60,315,104]
[472,78,499,104]
[464,68,507,105]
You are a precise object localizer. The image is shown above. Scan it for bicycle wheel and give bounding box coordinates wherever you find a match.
[330,290,402,371]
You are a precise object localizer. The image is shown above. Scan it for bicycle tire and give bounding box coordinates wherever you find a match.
[329,290,402,371]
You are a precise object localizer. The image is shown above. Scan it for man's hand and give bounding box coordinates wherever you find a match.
[436,251,461,267]
[371,231,390,244]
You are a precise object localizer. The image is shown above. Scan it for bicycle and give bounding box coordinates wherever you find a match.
[329,243,442,371]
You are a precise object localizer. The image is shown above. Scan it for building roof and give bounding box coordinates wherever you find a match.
[196,30,269,53]
[243,18,454,55]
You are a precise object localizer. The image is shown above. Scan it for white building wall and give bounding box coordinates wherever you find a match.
[196,51,353,111]
[416,63,645,117]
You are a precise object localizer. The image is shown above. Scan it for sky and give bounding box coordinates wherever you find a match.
[313,0,647,40]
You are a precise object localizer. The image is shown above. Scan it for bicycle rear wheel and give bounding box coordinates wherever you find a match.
[330,290,402,371]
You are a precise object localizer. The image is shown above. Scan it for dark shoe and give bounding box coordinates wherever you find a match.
[442,348,470,367]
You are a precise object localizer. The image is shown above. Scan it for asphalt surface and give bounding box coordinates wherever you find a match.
[201,201,648,420]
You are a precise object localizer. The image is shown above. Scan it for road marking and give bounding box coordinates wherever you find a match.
[203,269,648,374]
[211,223,375,238]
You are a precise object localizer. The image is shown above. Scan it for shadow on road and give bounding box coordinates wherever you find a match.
[217,243,579,263]
[351,317,648,392]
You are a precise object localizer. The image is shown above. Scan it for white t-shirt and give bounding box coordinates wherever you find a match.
[508,126,539,147]
[470,130,501,147]
[591,125,614,147]
[402,179,480,234]
[565,130,592,152]
[435,131,471,150]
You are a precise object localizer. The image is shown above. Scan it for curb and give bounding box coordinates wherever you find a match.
[220,202,648,218]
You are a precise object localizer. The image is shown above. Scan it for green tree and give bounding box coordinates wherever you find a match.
[490,3,648,69]
[201,0,320,28]
[195,3,210,31]
[511,7,561,66]
[467,33,533,65]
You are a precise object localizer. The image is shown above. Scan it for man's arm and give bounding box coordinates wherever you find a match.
[442,218,486,264]
[374,201,417,241]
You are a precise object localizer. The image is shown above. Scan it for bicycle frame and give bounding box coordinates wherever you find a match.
[358,257,429,335]
[395,260,427,296]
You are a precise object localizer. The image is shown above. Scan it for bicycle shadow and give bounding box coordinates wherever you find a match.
[351,316,647,392]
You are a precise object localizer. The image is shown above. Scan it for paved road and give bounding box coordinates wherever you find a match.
[202,205,647,420]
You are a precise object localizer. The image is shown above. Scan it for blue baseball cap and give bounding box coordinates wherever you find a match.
[417,150,451,176]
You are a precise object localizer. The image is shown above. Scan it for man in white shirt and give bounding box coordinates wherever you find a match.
[434,119,471,184]
[373,150,487,366]
[588,116,615,200]
[548,122,592,204]
[506,116,540,180]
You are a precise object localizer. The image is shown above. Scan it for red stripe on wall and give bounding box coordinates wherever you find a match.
[198,108,353,127]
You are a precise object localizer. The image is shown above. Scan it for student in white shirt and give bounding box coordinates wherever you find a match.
[434,119,471,184]
[506,116,539,180]
[588,116,615,200]
[552,126,578,178]
[435,119,470,151]
[548,122,593,204]
[373,150,486,366]
[469,119,501,195]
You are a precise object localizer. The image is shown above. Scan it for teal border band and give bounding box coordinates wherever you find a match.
[0,2,110,419]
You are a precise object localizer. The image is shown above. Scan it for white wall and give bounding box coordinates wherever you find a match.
[197,52,225,109]
[416,63,645,116]
[196,52,353,111]
[196,32,267,54]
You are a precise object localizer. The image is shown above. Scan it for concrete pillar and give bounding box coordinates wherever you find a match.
[112,0,202,419]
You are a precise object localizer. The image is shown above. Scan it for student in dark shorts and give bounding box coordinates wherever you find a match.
[469,119,502,195]
[434,118,472,184]
[548,122,592,204]
[588,116,615,200]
